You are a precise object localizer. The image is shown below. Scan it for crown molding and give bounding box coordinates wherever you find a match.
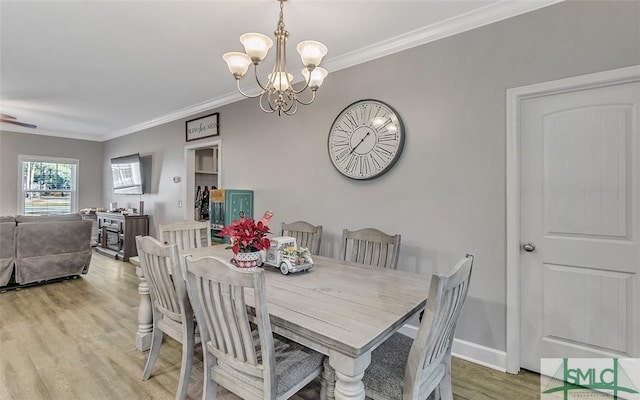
[0,123,103,142]
[100,90,246,141]
[102,0,564,142]
[323,0,564,73]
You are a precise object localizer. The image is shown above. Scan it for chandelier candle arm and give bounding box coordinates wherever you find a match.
[222,0,328,116]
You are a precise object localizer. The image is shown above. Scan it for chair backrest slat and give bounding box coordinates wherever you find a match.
[281,221,323,255]
[339,228,401,269]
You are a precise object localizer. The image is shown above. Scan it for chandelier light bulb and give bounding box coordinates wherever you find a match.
[269,72,294,91]
[223,52,252,78]
[296,40,328,68]
[240,33,273,63]
[302,67,328,89]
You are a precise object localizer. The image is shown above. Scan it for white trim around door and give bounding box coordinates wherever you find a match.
[505,65,640,373]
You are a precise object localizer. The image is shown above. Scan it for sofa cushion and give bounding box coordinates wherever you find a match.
[15,219,93,284]
[16,213,82,223]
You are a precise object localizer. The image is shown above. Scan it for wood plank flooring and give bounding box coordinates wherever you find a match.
[0,252,540,399]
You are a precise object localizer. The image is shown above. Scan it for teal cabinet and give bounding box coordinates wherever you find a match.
[209,189,254,244]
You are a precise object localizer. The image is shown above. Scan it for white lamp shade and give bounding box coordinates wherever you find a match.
[302,67,328,89]
[269,72,294,91]
[240,33,273,62]
[223,52,252,77]
[296,40,328,67]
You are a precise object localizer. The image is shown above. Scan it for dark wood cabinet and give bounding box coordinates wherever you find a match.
[96,212,149,261]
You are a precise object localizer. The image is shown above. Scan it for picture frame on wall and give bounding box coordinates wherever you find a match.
[186,113,219,142]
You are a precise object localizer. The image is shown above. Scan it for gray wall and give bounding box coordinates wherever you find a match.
[0,130,103,215]
[102,1,639,353]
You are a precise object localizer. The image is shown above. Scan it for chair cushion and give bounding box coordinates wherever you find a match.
[363,332,414,400]
[217,334,323,397]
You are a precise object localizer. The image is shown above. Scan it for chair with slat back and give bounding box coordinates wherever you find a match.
[158,220,210,250]
[158,220,210,277]
[135,236,195,400]
[338,254,475,400]
[338,228,401,269]
[185,255,324,400]
[322,255,474,400]
[281,221,323,255]
[321,228,400,399]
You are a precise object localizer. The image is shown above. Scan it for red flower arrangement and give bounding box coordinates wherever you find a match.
[217,216,271,254]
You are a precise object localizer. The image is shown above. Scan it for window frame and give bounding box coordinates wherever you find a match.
[18,155,79,215]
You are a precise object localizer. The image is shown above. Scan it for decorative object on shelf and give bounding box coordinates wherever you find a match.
[216,213,272,270]
[328,99,405,180]
[222,0,328,116]
[186,113,219,142]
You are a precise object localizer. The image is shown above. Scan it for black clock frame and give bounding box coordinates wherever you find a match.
[327,99,405,180]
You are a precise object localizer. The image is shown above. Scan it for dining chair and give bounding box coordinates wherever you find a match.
[135,235,196,400]
[281,220,323,255]
[322,255,473,400]
[338,228,401,269]
[158,219,210,250]
[185,255,324,400]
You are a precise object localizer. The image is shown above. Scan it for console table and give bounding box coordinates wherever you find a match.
[96,212,148,261]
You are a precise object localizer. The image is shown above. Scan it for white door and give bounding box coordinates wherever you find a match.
[520,79,640,372]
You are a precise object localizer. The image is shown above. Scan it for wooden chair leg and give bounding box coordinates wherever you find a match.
[142,317,163,380]
[175,328,195,400]
[201,347,217,400]
[438,356,453,400]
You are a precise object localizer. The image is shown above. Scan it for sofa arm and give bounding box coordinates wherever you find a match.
[0,219,16,286]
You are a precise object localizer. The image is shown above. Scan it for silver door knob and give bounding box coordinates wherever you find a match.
[522,242,536,252]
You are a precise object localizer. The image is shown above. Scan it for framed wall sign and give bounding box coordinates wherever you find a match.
[186,113,219,142]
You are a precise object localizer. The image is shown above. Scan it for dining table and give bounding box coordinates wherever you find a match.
[133,245,431,400]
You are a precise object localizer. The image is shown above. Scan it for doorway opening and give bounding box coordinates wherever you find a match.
[184,139,221,225]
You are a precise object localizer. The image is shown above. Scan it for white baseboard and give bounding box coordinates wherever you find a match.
[397,324,507,372]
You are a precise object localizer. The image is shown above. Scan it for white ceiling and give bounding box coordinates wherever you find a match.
[0,0,560,141]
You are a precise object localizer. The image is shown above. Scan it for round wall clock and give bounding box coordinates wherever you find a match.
[328,99,405,180]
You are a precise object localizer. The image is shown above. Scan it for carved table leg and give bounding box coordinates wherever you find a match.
[328,350,371,400]
[321,358,336,400]
[135,265,152,352]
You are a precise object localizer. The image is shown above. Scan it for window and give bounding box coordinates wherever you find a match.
[19,155,78,215]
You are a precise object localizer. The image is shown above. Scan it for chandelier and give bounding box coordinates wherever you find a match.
[223,0,328,116]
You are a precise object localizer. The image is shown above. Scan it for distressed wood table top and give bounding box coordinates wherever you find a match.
[183,246,430,358]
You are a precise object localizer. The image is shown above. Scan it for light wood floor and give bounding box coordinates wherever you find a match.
[0,252,540,399]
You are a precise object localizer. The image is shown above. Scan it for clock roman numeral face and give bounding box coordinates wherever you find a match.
[328,100,405,180]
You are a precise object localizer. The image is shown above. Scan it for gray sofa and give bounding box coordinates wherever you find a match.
[0,213,93,288]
